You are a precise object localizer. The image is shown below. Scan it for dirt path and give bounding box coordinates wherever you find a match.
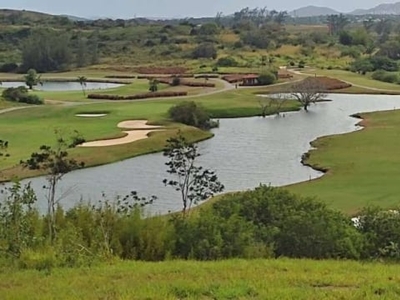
[0,106,32,115]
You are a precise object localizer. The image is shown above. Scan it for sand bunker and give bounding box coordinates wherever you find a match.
[80,120,164,147]
[76,114,107,118]
[117,120,163,129]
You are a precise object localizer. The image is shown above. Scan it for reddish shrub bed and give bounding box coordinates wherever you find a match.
[87,91,188,100]
[181,81,216,87]
[194,74,219,79]
[105,75,136,79]
[306,76,352,90]
[135,67,189,74]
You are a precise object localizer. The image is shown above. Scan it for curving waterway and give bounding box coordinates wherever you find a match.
[7,94,400,214]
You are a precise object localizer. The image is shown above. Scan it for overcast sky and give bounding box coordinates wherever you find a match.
[2,0,399,19]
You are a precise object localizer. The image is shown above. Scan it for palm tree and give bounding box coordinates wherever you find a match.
[149,79,159,92]
[78,76,87,96]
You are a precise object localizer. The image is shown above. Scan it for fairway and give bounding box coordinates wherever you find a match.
[2,259,399,299]
[288,109,400,214]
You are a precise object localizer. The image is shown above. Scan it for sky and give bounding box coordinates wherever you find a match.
[2,0,399,19]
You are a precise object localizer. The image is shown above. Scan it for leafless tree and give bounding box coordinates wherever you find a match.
[291,78,327,111]
[259,93,289,117]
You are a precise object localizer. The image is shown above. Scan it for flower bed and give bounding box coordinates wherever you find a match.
[87,91,188,100]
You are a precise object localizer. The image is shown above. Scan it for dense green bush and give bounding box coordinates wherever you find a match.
[351,56,398,74]
[168,101,217,130]
[216,56,238,67]
[2,182,400,270]
[1,86,43,105]
[192,43,217,59]
[0,62,18,73]
[371,70,399,83]
[257,71,277,85]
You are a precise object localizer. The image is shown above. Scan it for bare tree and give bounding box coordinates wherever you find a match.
[259,93,289,117]
[291,78,327,111]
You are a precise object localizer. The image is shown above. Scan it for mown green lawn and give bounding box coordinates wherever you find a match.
[2,259,400,299]
[288,109,400,214]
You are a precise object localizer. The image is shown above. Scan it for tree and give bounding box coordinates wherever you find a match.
[20,131,85,241]
[149,79,159,92]
[168,101,215,129]
[258,71,277,86]
[192,43,217,59]
[291,78,327,111]
[78,76,87,96]
[259,93,289,117]
[163,133,224,213]
[24,69,41,90]
[22,29,72,72]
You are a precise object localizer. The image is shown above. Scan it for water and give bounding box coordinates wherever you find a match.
[7,94,400,214]
[1,81,123,91]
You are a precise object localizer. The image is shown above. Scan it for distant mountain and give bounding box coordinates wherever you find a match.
[350,2,400,15]
[290,6,340,17]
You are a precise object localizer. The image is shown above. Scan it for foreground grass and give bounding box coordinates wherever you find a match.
[288,109,400,214]
[2,259,400,299]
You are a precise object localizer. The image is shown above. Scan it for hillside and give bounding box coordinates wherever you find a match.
[350,2,400,15]
[2,259,399,299]
[290,6,340,17]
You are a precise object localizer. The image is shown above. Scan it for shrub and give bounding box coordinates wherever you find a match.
[298,60,305,68]
[168,101,216,130]
[192,43,217,59]
[0,62,18,73]
[371,70,399,83]
[171,76,181,86]
[258,71,277,86]
[216,56,238,67]
[1,86,43,105]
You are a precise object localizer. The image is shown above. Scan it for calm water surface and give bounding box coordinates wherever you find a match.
[8,94,400,214]
[1,81,123,91]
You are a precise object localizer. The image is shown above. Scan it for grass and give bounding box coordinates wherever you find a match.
[311,69,400,92]
[2,259,400,299]
[0,87,299,180]
[287,109,400,214]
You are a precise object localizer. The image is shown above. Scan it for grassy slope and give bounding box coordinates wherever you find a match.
[313,69,400,91]
[288,109,400,214]
[2,259,400,299]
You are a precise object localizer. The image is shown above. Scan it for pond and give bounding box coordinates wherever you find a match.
[0,81,124,91]
[6,94,400,214]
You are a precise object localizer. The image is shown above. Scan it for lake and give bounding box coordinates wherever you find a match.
[6,94,400,214]
[1,81,124,91]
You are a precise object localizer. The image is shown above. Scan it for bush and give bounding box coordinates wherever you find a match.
[216,56,238,67]
[371,70,399,83]
[258,71,276,86]
[168,101,216,130]
[298,60,305,68]
[209,185,363,259]
[0,62,18,73]
[1,86,43,105]
[171,76,181,86]
[192,43,217,59]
